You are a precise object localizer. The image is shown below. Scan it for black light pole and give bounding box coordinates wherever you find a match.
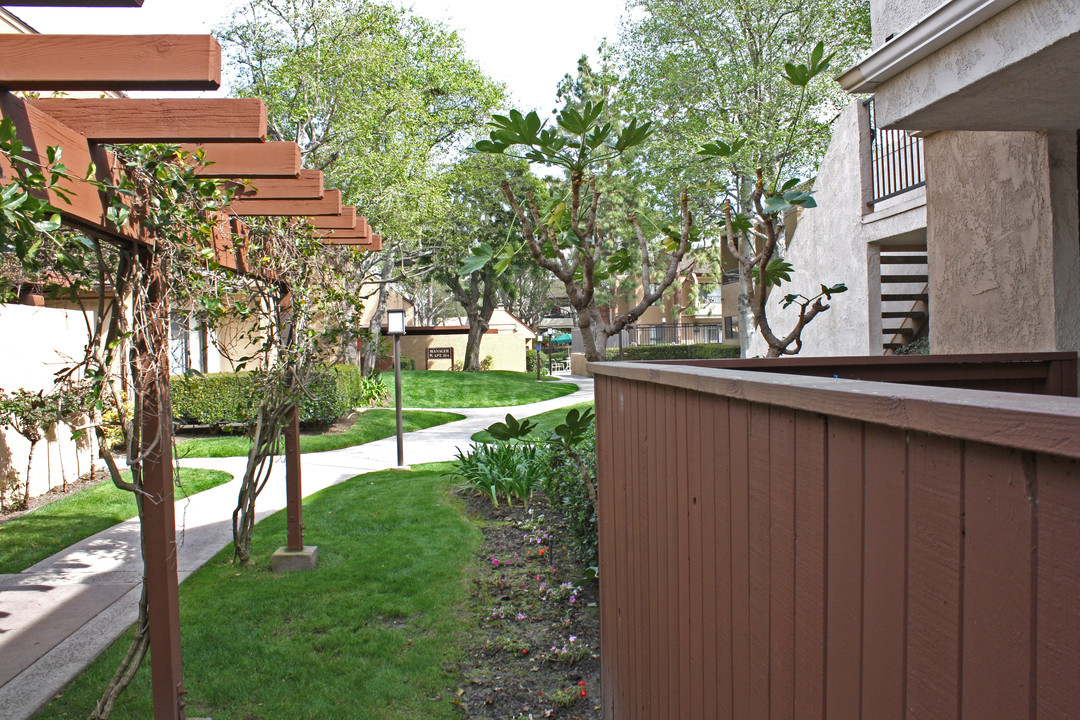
[387,309,408,469]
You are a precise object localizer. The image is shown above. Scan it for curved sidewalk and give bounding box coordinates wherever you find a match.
[0,375,592,720]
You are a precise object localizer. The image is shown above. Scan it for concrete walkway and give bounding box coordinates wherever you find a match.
[0,374,592,720]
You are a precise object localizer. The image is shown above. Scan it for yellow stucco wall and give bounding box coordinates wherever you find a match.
[400,332,528,372]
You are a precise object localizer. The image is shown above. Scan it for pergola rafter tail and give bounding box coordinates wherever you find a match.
[0,35,221,91]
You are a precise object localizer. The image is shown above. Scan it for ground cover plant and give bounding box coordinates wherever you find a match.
[471,401,594,444]
[174,409,463,458]
[454,491,600,719]
[35,464,481,720]
[379,370,575,408]
[0,468,232,574]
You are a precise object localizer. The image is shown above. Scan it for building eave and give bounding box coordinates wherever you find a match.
[838,0,1022,93]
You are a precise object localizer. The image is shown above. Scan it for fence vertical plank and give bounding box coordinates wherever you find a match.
[962,443,1034,720]
[676,389,693,719]
[646,381,662,718]
[596,377,618,718]
[665,387,681,719]
[794,411,827,720]
[770,407,797,720]
[861,424,908,720]
[687,390,705,719]
[730,398,752,719]
[907,432,963,720]
[749,403,773,719]
[699,393,721,717]
[1035,454,1080,719]
[631,378,646,717]
[825,418,865,719]
[713,395,735,718]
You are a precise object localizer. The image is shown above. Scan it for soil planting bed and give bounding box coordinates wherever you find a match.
[452,490,601,720]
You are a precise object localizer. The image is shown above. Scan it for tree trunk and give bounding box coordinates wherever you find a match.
[362,248,394,374]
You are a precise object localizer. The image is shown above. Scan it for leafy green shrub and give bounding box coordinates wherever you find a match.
[400,356,416,371]
[331,365,388,407]
[452,441,538,507]
[171,366,368,429]
[526,349,550,376]
[170,373,259,427]
[481,355,494,371]
[538,426,597,567]
[605,342,740,361]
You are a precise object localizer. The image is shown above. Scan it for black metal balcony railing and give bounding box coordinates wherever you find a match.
[866,97,925,207]
[626,323,726,346]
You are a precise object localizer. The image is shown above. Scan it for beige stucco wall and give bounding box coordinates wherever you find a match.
[0,303,96,500]
[400,332,528,373]
[870,0,1080,131]
[747,101,927,358]
[926,129,1080,354]
[871,0,942,49]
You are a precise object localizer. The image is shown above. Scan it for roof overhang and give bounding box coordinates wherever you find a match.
[837,0,1022,93]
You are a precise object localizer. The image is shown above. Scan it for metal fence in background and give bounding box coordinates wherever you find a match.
[626,323,725,346]
[866,97,925,207]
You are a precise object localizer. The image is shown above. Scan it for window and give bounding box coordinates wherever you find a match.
[724,316,739,341]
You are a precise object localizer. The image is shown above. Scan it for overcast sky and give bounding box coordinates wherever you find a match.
[10,0,629,113]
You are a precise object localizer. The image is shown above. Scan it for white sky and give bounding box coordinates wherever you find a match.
[10,0,629,114]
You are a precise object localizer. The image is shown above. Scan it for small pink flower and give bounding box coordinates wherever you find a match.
[517,613,527,620]
[491,557,500,566]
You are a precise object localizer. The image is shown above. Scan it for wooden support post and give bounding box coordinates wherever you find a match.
[135,246,186,720]
[284,405,303,552]
[271,286,317,570]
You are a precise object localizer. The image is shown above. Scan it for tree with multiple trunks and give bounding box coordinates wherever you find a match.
[618,0,870,354]
[219,0,504,366]
[472,100,693,362]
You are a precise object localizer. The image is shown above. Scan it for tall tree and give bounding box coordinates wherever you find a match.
[618,0,871,353]
[473,99,692,361]
[430,153,538,371]
[218,0,504,355]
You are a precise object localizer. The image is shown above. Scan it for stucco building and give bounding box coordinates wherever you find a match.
[749,0,1080,362]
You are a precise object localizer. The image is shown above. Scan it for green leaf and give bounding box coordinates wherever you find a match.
[458,243,494,276]
[751,257,794,288]
[485,413,538,442]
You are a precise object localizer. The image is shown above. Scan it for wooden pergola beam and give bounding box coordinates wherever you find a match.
[230,189,341,217]
[0,35,221,91]
[1,2,143,5]
[183,142,301,178]
[27,98,267,143]
[306,206,356,229]
[235,170,324,200]
[321,235,381,250]
[0,92,133,239]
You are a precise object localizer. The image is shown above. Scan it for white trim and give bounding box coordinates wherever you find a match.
[837,0,1023,92]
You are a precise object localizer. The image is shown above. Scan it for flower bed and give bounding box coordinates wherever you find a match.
[454,491,601,719]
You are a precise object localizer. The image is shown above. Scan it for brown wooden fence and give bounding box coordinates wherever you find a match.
[591,354,1080,720]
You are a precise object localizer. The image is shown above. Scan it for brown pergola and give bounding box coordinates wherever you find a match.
[0,6,379,717]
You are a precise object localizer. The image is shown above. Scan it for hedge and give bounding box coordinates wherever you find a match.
[604,342,740,361]
[171,365,380,429]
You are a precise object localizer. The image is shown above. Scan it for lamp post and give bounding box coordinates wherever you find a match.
[387,309,408,469]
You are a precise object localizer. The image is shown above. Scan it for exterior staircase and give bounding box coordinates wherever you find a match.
[880,246,929,353]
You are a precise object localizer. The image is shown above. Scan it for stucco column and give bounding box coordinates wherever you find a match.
[926,129,1080,355]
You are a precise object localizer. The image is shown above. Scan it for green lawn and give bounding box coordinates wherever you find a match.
[471,401,595,443]
[380,370,576,408]
[0,468,232,575]
[174,409,463,458]
[36,463,478,720]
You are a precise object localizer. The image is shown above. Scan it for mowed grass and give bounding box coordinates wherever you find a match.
[470,401,595,443]
[0,468,232,574]
[36,463,479,720]
[380,370,576,408]
[174,409,463,458]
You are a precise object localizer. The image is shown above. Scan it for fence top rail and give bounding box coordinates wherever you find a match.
[589,358,1080,459]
